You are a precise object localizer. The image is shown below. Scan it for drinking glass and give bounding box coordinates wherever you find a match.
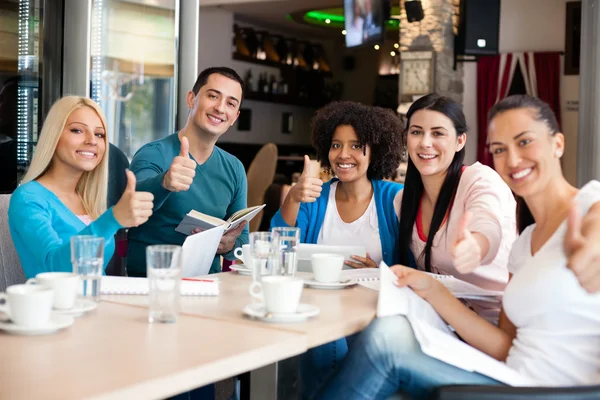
[71,236,104,301]
[146,245,182,323]
[248,232,277,285]
[272,227,300,276]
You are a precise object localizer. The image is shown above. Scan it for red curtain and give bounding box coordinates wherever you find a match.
[476,55,501,167]
[533,52,562,128]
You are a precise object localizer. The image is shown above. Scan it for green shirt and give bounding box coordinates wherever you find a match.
[127,133,248,276]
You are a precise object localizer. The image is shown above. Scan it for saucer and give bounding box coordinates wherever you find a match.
[0,314,74,336]
[304,278,357,290]
[53,299,98,317]
[243,303,320,323]
[230,264,252,276]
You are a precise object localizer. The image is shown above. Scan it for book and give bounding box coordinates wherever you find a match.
[175,204,265,235]
[100,276,219,296]
[377,262,533,386]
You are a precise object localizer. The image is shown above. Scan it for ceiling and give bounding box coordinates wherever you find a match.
[213,0,346,39]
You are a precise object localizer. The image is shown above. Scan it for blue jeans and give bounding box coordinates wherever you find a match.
[315,316,503,400]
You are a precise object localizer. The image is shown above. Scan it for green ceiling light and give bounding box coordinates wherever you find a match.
[298,7,401,30]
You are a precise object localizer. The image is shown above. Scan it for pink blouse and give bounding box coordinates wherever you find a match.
[395,162,517,322]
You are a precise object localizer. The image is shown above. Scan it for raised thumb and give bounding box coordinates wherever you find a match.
[180,135,190,158]
[301,155,311,177]
[565,203,585,254]
[455,211,472,243]
[125,169,136,192]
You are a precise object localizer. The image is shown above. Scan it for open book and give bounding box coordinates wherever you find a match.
[175,204,265,235]
[377,262,533,386]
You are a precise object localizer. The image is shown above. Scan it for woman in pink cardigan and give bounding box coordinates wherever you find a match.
[396,93,517,323]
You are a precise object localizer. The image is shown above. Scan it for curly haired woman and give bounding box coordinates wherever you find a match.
[271,101,405,267]
[271,101,405,399]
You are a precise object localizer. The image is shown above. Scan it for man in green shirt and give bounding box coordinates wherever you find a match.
[127,67,247,276]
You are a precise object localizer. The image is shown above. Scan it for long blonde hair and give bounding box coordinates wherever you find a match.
[22,96,110,219]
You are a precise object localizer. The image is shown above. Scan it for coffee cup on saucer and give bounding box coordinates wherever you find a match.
[0,284,54,327]
[311,253,345,283]
[27,272,79,310]
[248,276,303,314]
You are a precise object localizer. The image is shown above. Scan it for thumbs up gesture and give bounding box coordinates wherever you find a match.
[113,170,154,228]
[162,135,197,192]
[289,155,323,203]
[564,202,600,293]
[451,211,482,274]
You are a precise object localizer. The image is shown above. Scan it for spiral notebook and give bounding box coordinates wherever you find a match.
[100,276,219,296]
[341,268,502,300]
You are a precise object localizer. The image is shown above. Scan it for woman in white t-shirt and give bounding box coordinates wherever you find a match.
[315,95,600,400]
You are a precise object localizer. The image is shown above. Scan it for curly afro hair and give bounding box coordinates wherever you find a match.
[311,101,404,180]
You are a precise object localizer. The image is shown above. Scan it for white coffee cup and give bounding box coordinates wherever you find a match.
[27,272,79,310]
[234,244,254,267]
[249,276,303,314]
[0,284,54,327]
[311,253,345,283]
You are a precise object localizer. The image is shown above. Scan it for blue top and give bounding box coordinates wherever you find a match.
[8,181,121,279]
[127,133,248,275]
[271,179,404,266]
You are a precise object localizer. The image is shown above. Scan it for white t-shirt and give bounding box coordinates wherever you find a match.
[503,181,600,386]
[317,181,383,264]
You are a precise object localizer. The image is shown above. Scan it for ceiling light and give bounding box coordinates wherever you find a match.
[390,51,396,56]
[374,44,380,50]
[342,30,347,35]
[394,43,399,49]
[325,18,331,24]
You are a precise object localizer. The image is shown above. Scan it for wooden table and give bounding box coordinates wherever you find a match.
[0,302,306,400]
[104,271,379,348]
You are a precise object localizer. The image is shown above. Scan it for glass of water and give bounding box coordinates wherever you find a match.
[71,235,104,302]
[249,232,276,286]
[146,245,182,323]
[272,227,300,276]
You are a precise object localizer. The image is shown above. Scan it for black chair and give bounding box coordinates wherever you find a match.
[433,385,600,399]
[106,143,129,276]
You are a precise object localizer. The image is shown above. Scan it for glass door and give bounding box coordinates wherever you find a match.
[0,0,62,194]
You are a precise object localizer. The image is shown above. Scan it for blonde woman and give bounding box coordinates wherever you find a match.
[8,96,153,279]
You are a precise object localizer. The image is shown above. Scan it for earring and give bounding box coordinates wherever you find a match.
[556,150,562,158]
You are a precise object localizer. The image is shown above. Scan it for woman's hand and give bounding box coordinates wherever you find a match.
[288,155,323,203]
[390,265,446,301]
[345,252,377,268]
[564,202,600,293]
[112,170,154,228]
[451,212,483,274]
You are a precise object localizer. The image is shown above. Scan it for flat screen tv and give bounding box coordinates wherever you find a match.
[344,0,386,48]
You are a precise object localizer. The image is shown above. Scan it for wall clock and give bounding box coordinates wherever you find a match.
[400,51,435,96]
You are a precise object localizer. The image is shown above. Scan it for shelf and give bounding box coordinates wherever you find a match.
[233,52,333,77]
[244,90,325,108]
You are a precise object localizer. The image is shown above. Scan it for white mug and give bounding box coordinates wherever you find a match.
[0,284,54,327]
[249,276,303,314]
[311,253,345,283]
[27,272,79,310]
[234,244,254,267]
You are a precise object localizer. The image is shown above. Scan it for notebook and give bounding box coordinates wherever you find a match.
[377,262,532,386]
[340,268,502,300]
[100,276,219,296]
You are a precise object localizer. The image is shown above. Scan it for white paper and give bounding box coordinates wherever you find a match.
[376,262,533,387]
[426,272,503,299]
[101,276,219,296]
[181,225,226,277]
[340,268,379,281]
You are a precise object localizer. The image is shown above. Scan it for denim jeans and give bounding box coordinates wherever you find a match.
[315,316,503,400]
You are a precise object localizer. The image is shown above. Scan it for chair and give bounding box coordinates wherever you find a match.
[433,384,600,399]
[106,143,130,276]
[0,194,25,291]
[246,143,278,232]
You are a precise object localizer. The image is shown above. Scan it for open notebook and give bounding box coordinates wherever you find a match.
[100,276,219,296]
[377,262,532,386]
[341,268,502,300]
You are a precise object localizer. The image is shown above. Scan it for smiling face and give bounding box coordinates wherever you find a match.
[407,109,466,178]
[328,124,371,182]
[488,108,564,198]
[187,73,242,138]
[51,106,106,175]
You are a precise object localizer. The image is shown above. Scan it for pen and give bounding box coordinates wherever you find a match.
[182,278,218,282]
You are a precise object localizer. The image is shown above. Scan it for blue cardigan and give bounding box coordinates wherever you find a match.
[8,181,122,279]
[271,179,403,266]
